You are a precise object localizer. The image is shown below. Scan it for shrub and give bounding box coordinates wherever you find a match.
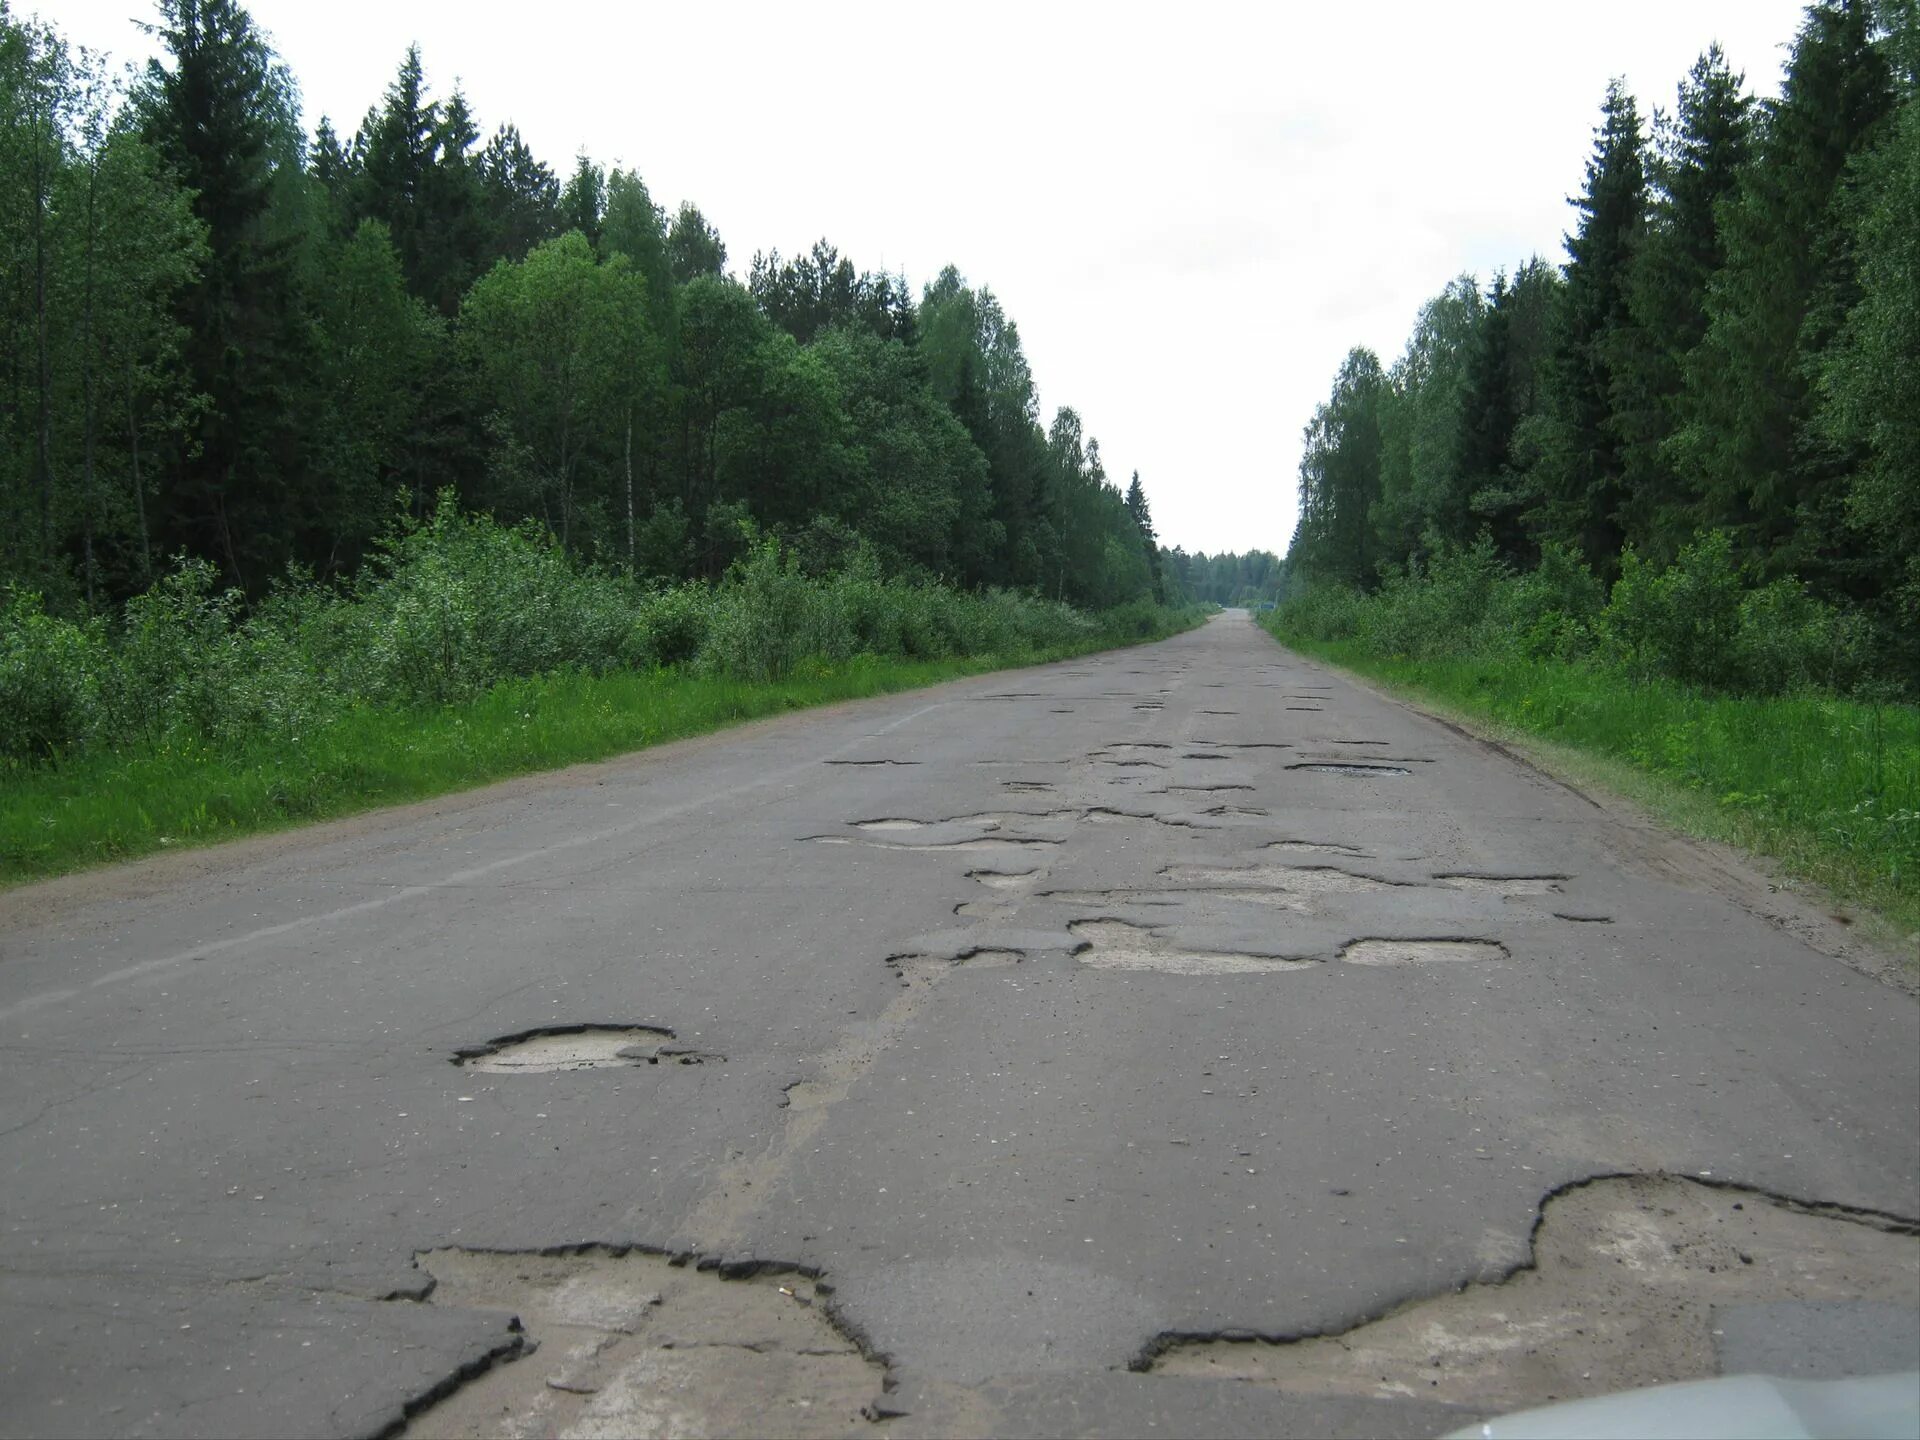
[0,589,109,761]
[625,584,713,668]
[1732,580,1872,695]
[1600,532,1746,688]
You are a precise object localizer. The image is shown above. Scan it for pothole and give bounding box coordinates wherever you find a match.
[1288,762,1412,777]
[822,758,919,767]
[886,947,1024,981]
[1161,783,1256,794]
[1264,840,1368,858]
[1180,753,1234,762]
[1147,1176,1920,1413]
[1161,863,1399,894]
[399,1248,883,1439]
[1001,780,1055,793]
[1284,706,1324,712]
[1203,805,1269,818]
[852,818,927,832]
[1556,911,1615,924]
[454,1027,722,1073]
[1068,919,1316,975]
[1435,874,1568,896]
[1339,938,1507,965]
[834,836,1061,856]
[1045,888,1307,913]
[968,869,1040,891]
[1099,759,1169,769]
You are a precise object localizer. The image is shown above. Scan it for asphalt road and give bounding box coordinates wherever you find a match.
[2,611,1915,1438]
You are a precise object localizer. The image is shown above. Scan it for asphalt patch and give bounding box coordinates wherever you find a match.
[1149,1176,1920,1413]
[400,1248,882,1439]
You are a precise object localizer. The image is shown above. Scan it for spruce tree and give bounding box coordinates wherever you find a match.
[1672,0,1895,586]
[1530,79,1647,573]
[139,0,310,586]
[1610,46,1753,559]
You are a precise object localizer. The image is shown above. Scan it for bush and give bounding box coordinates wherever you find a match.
[1732,580,1872,695]
[0,494,1186,774]
[0,589,109,761]
[1600,532,1747,688]
[625,584,713,668]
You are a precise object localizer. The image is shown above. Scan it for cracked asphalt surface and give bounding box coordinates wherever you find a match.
[2,611,1915,1438]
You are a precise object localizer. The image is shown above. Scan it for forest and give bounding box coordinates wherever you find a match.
[0,0,1178,619]
[1282,0,1917,696]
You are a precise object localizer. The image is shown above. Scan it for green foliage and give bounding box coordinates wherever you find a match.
[1284,5,1913,694]
[1275,526,1882,702]
[0,587,109,760]
[0,497,1192,774]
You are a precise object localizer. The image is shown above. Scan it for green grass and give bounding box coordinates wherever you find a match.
[0,625,1196,887]
[1261,623,1920,946]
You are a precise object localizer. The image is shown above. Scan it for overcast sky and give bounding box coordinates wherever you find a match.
[56,0,1808,556]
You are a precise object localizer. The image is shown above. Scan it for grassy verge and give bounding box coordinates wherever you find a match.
[0,623,1197,887]
[1261,623,1920,947]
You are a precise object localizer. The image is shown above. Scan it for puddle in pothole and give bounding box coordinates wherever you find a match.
[1339,938,1507,965]
[455,1026,720,1073]
[400,1248,882,1440]
[1435,873,1568,896]
[1288,762,1413,776]
[1150,1175,1920,1413]
[822,758,919,767]
[1069,919,1316,975]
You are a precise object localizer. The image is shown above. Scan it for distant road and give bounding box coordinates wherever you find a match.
[3,611,1913,1439]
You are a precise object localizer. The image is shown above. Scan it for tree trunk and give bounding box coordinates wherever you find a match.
[32,110,53,560]
[81,154,100,608]
[125,365,150,582]
[624,403,635,572]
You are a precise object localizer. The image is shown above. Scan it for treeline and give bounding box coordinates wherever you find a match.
[1166,549,1284,608]
[1287,0,1917,687]
[0,0,1173,613]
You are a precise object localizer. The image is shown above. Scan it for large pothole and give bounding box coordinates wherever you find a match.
[1148,1176,1920,1413]
[454,1027,721,1073]
[1160,863,1401,895]
[1288,762,1413,777]
[1069,919,1316,975]
[1339,938,1508,966]
[400,1248,883,1439]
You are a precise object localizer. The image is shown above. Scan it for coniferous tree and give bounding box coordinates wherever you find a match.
[1124,470,1165,602]
[1672,0,1895,586]
[666,201,726,282]
[1530,79,1648,572]
[560,153,604,245]
[1610,46,1754,559]
[479,123,559,263]
[138,0,311,586]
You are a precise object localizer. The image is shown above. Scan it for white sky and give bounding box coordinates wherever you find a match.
[54,0,1806,556]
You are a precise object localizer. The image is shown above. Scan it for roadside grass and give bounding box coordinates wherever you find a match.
[0,625,1195,887]
[1261,626,1920,948]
